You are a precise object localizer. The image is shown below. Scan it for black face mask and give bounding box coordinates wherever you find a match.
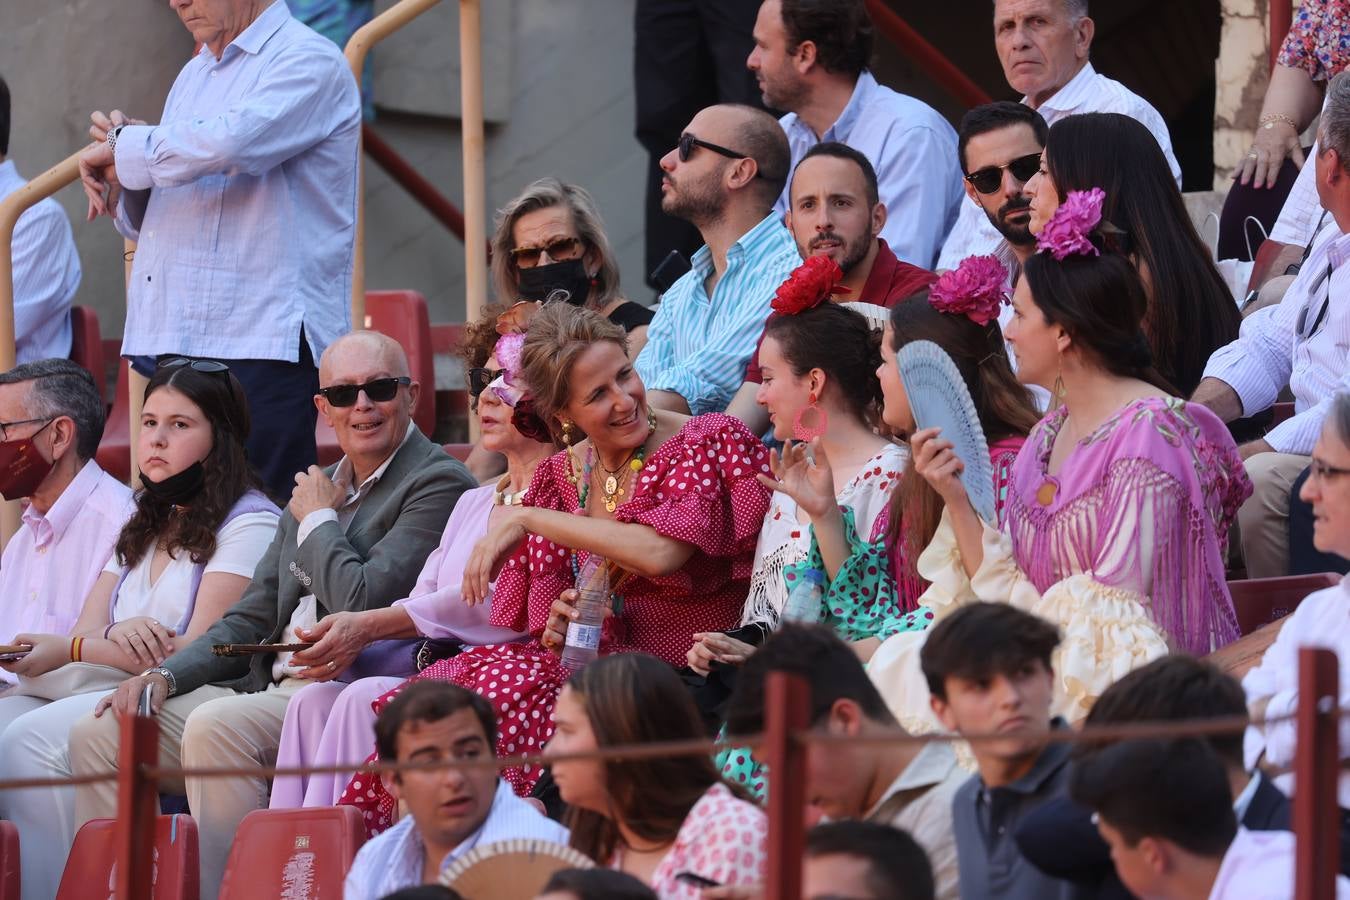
[516,258,592,305]
[140,460,206,505]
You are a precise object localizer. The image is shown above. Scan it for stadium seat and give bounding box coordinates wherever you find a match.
[218,806,365,900]
[443,443,472,462]
[69,306,105,386]
[1246,238,1288,295]
[1227,572,1341,635]
[1271,401,1295,425]
[57,814,199,900]
[317,290,437,465]
[0,821,18,900]
[94,358,133,483]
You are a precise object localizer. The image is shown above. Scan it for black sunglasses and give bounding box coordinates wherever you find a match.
[317,376,411,407]
[159,357,230,375]
[468,367,506,398]
[509,236,583,268]
[678,132,777,181]
[964,153,1043,195]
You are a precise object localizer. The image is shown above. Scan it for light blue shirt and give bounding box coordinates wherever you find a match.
[0,160,79,362]
[775,71,962,270]
[112,0,361,362]
[635,212,799,414]
[343,778,570,900]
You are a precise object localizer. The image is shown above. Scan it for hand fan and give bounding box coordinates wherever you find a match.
[440,838,595,899]
[897,340,997,524]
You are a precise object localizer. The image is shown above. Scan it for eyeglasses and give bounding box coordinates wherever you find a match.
[509,236,583,269]
[0,417,54,443]
[678,132,777,181]
[964,153,1043,195]
[159,357,230,375]
[1309,458,1350,482]
[317,376,411,407]
[495,289,572,336]
[468,367,506,397]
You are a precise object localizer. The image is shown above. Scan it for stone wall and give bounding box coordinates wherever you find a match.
[1214,0,1273,188]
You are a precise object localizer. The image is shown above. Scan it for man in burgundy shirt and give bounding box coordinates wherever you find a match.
[725,141,933,434]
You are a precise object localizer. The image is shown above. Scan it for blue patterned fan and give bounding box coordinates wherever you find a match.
[897,340,997,524]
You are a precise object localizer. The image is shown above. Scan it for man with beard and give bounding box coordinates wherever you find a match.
[725,141,934,434]
[635,104,799,416]
[957,102,1048,279]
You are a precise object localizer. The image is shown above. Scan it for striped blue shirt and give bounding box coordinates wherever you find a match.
[635,213,799,415]
[111,0,361,362]
[0,160,80,362]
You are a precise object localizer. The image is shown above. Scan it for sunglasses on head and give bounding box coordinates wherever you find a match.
[468,367,506,398]
[495,289,572,336]
[677,132,777,181]
[159,357,230,375]
[964,153,1043,195]
[317,376,411,407]
[509,236,583,268]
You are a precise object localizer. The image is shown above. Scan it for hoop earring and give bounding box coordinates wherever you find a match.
[792,392,828,442]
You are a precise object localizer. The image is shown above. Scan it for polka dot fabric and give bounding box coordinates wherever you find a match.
[622,784,768,899]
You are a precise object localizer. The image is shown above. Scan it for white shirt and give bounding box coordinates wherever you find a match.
[1270,90,1330,248]
[936,62,1181,270]
[0,160,81,362]
[863,741,966,900]
[776,70,963,269]
[1242,576,1350,807]
[104,512,278,632]
[274,423,414,678]
[1208,828,1350,899]
[1202,226,1350,455]
[343,778,570,900]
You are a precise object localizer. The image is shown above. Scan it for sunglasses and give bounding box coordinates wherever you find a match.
[964,153,1043,195]
[159,357,230,375]
[495,289,572,336]
[317,376,411,407]
[678,132,777,181]
[509,236,583,268]
[468,367,506,397]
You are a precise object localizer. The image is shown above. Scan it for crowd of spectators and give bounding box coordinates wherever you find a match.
[4,0,1350,898]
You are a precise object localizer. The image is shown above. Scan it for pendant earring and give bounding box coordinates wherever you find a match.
[562,421,580,487]
[646,408,657,435]
[792,392,828,442]
[1052,358,1067,408]
[561,421,575,447]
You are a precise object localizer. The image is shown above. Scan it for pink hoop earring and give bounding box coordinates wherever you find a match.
[792,392,828,442]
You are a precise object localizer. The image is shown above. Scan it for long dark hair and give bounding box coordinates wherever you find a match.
[116,363,260,568]
[1043,113,1240,395]
[761,302,882,427]
[886,293,1040,577]
[1023,245,1176,394]
[563,654,743,864]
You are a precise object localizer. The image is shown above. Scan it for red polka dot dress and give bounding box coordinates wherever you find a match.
[337,415,772,834]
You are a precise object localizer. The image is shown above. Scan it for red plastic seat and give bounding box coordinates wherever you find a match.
[1271,401,1295,425]
[218,806,365,900]
[69,306,105,386]
[0,821,18,900]
[317,290,437,465]
[1227,572,1340,635]
[94,358,133,483]
[57,814,199,900]
[443,442,472,462]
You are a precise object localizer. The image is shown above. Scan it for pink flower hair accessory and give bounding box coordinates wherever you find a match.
[929,254,1008,326]
[770,255,851,316]
[1036,187,1106,260]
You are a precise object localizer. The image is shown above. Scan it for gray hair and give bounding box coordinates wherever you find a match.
[1330,392,1350,447]
[1321,73,1350,167]
[995,0,1088,19]
[0,358,105,460]
[490,178,622,310]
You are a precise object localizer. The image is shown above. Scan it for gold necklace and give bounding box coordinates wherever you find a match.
[493,474,529,507]
[593,411,658,513]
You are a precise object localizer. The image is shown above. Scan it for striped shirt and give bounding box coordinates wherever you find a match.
[110,0,361,362]
[0,160,80,362]
[635,213,799,415]
[1203,226,1350,455]
[343,778,569,900]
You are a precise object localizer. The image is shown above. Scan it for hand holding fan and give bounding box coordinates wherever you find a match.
[441,838,595,899]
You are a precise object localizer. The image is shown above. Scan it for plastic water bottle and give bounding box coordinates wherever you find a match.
[781,567,826,624]
[561,555,610,669]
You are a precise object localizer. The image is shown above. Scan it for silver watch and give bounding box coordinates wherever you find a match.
[105,124,127,155]
[143,666,177,697]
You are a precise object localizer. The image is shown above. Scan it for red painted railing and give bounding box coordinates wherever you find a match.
[864,0,991,108]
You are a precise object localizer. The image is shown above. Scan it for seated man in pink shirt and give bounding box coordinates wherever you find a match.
[0,359,133,694]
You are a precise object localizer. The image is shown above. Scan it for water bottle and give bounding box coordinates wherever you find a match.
[561,555,610,670]
[781,567,826,624]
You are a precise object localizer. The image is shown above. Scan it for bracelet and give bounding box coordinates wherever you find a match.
[70,637,84,663]
[1259,113,1299,131]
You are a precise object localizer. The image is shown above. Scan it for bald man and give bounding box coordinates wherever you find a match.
[636,103,800,416]
[70,332,474,900]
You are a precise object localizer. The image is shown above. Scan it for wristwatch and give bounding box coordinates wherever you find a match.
[105,124,127,155]
[143,666,177,697]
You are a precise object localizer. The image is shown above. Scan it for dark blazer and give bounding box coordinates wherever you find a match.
[164,428,474,695]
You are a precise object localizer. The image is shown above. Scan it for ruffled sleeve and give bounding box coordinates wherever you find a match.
[614,414,772,565]
[810,507,922,643]
[488,452,576,636]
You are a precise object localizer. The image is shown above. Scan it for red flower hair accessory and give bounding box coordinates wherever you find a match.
[770,255,850,315]
[929,254,1008,326]
[1036,188,1105,260]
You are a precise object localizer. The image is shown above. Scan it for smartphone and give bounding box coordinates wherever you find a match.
[675,872,721,889]
[0,650,30,662]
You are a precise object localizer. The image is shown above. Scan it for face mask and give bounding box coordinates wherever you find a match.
[140,460,206,505]
[516,257,593,305]
[0,419,55,502]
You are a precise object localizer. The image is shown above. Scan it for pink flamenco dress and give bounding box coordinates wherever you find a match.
[868,397,1252,733]
[338,414,772,835]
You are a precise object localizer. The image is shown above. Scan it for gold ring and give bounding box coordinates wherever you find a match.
[1248,152,1259,159]
[328,660,337,670]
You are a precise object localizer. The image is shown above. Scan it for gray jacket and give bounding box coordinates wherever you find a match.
[164,428,474,695]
